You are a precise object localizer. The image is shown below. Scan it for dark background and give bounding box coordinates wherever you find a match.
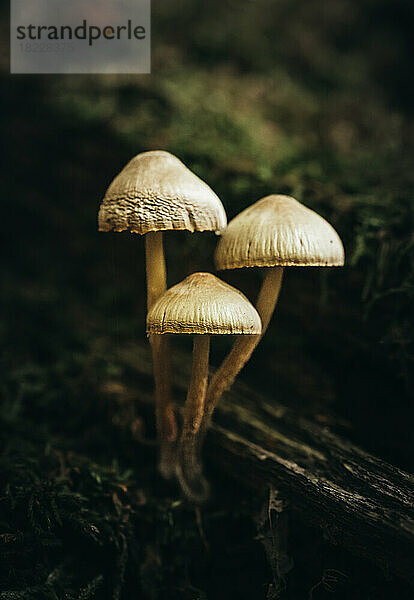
[0,1,413,598]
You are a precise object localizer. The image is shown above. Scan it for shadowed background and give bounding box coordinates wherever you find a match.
[1,1,413,598]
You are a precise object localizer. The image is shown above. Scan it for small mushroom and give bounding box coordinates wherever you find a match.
[203,194,344,429]
[147,272,261,502]
[98,151,227,478]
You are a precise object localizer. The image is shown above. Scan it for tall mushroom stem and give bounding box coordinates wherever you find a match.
[176,334,210,503]
[203,266,284,429]
[145,231,167,308]
[145,231,177,478]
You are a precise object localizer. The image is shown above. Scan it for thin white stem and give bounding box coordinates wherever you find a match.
[145,231,177,478]
[204,266,284,429]
[145,231,167,310]
[176,335,210,503]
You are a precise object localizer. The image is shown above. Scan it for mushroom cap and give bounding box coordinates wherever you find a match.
[147,272,262,335]
[215,194,345,269]
[98,150,227,235]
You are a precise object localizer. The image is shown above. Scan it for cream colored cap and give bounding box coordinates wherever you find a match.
[98,150,227,235]
[215,194,344,269]
[147,272,262,335]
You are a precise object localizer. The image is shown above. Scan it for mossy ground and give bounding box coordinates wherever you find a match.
[1,0,413,597]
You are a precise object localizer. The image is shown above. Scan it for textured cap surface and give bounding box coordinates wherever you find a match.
[215,195,345,269]
[147,272,262,335]
[98,150,227,235]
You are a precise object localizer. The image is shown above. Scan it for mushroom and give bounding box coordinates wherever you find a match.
[146,272,261,502]
[202,194,344,431]
[98,151,227,478]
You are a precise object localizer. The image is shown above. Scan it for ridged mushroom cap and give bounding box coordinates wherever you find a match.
[147,272,262,335]
[98,150,227,235]
[215,195,345,269]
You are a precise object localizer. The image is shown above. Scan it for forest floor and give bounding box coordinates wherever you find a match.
[1,1,413,598]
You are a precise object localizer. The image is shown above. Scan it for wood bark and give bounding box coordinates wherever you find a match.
[117,343,414,585]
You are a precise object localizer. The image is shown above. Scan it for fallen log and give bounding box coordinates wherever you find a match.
[117,342,414,585]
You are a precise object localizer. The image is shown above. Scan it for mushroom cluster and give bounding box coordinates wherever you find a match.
[98,150,226,479]
[98,153,344,503]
